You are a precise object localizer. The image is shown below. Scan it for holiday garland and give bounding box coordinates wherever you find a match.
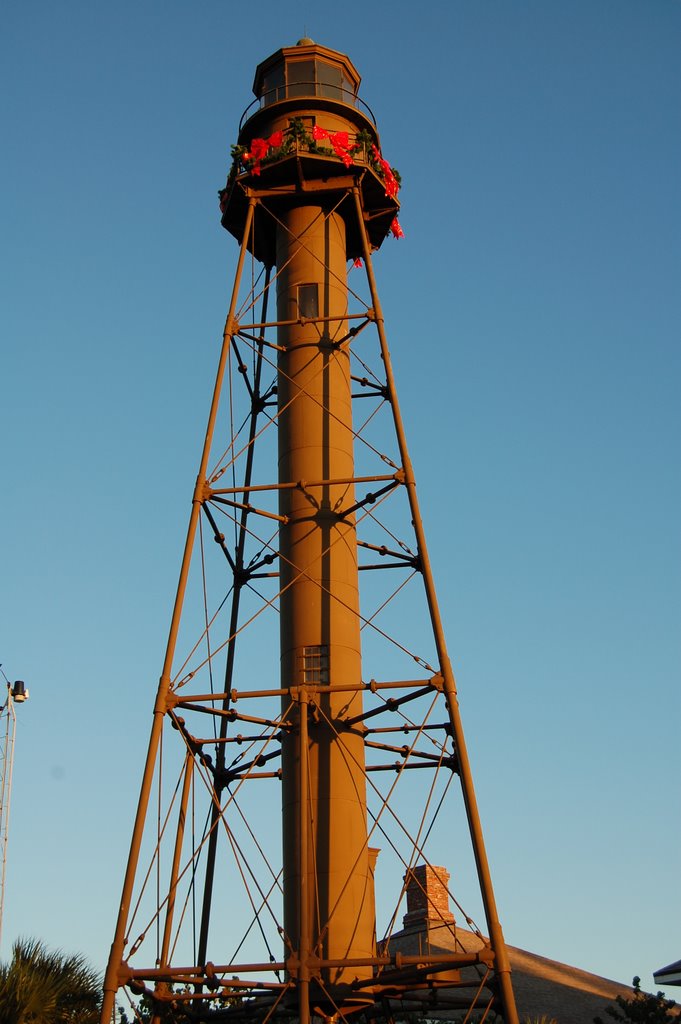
[220,119,403,240]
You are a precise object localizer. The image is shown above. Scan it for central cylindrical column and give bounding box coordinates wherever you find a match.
[277,205,374,989]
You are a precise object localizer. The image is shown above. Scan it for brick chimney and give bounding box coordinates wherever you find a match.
[402,864,455,930]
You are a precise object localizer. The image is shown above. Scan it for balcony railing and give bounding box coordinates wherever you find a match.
[239,82,378,133]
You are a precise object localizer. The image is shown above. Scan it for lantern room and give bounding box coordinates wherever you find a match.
[254,38,360,109]
[237,38,377,140]
[223,38,400,266]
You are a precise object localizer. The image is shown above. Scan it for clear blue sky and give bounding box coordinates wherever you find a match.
[2,0,680,1001]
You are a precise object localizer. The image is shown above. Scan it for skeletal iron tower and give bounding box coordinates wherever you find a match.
[102,39,518,1024]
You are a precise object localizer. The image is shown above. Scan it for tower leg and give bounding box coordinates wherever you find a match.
[100,200,257,1024]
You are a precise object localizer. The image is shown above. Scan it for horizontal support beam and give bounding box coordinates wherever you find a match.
[173,702,285,730]
[366,722,450,736]
[209,472,399,497]
[235,310,372,332]
[209,495,288,523]
[172,677,441,705]
[367,759,456,773]
[123,947,493,984]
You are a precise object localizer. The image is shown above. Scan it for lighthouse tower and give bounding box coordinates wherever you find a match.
[101,40,518,1024]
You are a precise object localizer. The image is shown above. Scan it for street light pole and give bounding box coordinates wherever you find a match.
[0,668,29,949]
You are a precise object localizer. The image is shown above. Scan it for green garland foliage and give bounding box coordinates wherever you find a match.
[224,122,400,190]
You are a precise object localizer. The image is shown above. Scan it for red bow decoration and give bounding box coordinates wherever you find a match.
[352,257,363,268]
[371,144,400,199]
[312,125,358,167]
[234,130,403,241]
[243,130,285,175]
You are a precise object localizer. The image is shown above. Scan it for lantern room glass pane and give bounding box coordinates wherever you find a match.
[317,61,343,99]
[287,60,314,97]
[262,64,285,105]
[341,73,356,104]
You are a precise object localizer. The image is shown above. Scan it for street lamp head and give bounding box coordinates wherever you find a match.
[11,681,28,703]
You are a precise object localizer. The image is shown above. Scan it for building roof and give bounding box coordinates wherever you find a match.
[388,920,637,1024]
[387,865,678,1022]
[655,959,681,987]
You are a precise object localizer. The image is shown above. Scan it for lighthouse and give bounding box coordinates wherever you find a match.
[101,40,518,1024]
[224,41,398,1000]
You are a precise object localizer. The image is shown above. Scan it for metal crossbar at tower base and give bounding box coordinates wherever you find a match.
[101,38,519,1024]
